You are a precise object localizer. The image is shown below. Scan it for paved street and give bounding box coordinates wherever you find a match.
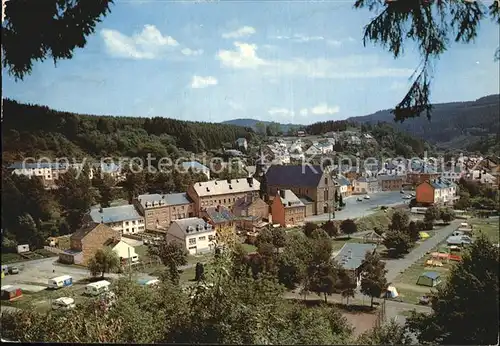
[384,219,462,282]
[305,191,407,222]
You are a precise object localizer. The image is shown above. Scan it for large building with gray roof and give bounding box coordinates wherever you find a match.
[134,193,195,232]
[166,217,216,255]
[334,243,377,286]
[83,205,145,235]
[187,177,261,214]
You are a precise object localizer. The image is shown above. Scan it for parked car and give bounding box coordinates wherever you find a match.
[400,189,405,194]
[419,295,430,305]
[364,195,370,199]
[8,267,19,275]
[357,197,363,202]
[402,195,412,200]
[52,297,76,311]
[447,235,473,246]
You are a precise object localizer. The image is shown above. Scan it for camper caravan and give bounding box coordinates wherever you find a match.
[85,280,111,296]
[48,275,73,289]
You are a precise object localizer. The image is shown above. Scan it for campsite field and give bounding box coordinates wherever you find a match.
[392,253,453,305]
[468,218,500,243]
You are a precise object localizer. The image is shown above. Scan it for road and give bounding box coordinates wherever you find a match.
[305,191,408,222]
[384,219,462,282]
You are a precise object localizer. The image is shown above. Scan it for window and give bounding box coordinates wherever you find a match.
[188,238,196,245]
[126,228,129,233]
[125,221,129,226]
[199,236,206,241]
[324,190,328,200]
[224,199,226,203]
[325,177,328,185]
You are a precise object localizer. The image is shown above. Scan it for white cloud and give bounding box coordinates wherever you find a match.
[292,34,325,43]
[228,100,244,111]
[217,42,413,79]
[310,103,340,115]
[299,108,309,116]
[191,75,218,89]
[181,48,204,56]
[217,42,266,69]
[101,25,179,59]
[222,26,256,39]
[268,107,295,117]
[327,39,342,47]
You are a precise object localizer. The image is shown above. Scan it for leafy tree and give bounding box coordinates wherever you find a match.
[358,320,413,345]
[195,262,205,281]
[360,251,388,307]
[122,165,147,204]
[2,0,114,80]
[339,194,345,207]
[255,122,266,135]
[302,222,318,238]
[340,219,357,239]
[310,228,330,240]
[424,205,440,224]
[336,268,357,305]
[276,233,312,290]
[150,240,188,285]
[93,172,115,208]
[255,228,273,249]
[307,261,339,303]
[322,220,339,238]
[383,229,413,258]
[88,247,120,278]
[271,227,287,250]
[407,221,420,242]
[440,208,455,224]
[389,209,410,231]
[57,167,95,231]
[406,235,499,345]
[354,0,500,122]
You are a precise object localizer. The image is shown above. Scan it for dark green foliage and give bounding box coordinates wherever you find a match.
[358,320,413,345]
[302,222,318,238]
[322,220,338,238]
[340,219,357,238]
[195,262,205,281]
[389,209,410,231]
[360,252,388,307]
[2,99,255,158]
[383,229,413,258]
[150,240,188,285]
[406,235,499,345]
[439,208,455,224]
[2,0,113,80]
[354,0,499,123]
[424,206,440,224]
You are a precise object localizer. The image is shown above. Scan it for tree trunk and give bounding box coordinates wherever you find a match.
[370,296,373,308]
[324,293,327,304]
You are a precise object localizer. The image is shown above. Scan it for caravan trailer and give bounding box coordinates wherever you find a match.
[85,280,111,296]
[48,275,73,289]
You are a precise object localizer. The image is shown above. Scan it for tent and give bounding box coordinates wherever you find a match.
[416,271,442,287]
[384,285,399,299]
[419,231,430,240]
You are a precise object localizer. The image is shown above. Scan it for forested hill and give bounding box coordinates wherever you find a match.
[349,94,500,151]
[2,99,255,162]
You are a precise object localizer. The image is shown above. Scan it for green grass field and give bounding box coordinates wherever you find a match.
[468,218,500,243]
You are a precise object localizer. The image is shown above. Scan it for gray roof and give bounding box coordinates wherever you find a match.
[278,190,305,208]
[334,243,377,270]
[181,161,209,172]
[192,178,260,197]
[266,165,325,187]
[137,193,192,209]
[172,217,213,235]
[378,175,405,181]
[89,205,143,223]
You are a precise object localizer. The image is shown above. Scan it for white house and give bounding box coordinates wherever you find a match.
[235,138,248,151]
[181,161,211,180]
[86,205,145,235]
[304,145,323,156]
[166,218,216,255]
[353,177,380,194]
[317,142,334,154]
[108,240,139,263]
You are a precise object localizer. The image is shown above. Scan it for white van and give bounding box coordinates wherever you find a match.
[85,280,111,296]
[52,297,76,311]
[48,275,73,289]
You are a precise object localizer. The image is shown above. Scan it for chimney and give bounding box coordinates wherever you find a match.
[279,190,285,199]
[99,207,103,213]
[227,178,231,184]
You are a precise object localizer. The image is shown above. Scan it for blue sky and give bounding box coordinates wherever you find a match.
[3,0,499,124]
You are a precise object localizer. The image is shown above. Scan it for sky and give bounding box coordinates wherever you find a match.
[3,0,499,125]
